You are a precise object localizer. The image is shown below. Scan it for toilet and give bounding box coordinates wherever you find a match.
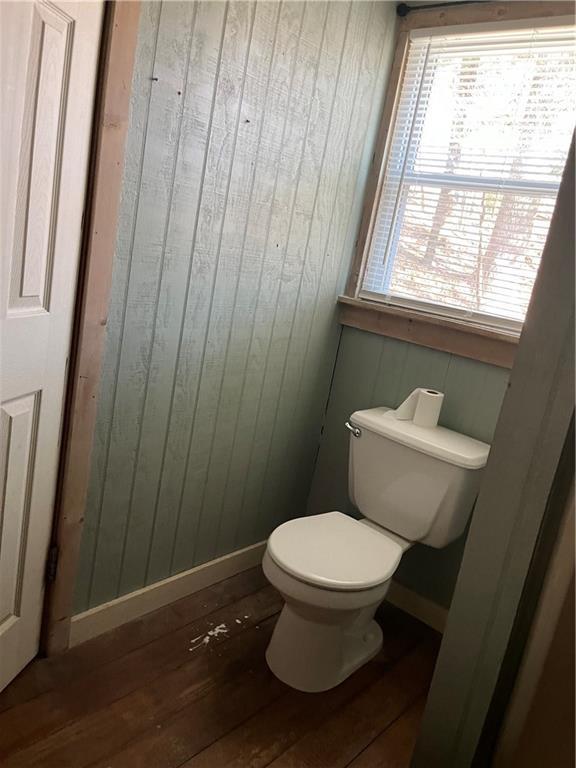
[262,405,490,692]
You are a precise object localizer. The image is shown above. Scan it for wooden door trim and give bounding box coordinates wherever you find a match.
[412,140,575,766]
[493,481,574,766]
[42,0,141,656]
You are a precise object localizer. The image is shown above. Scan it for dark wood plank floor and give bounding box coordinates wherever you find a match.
[0,568,439,767]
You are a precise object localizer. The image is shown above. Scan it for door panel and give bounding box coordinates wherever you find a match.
[0,393,40,625]
[0,0,103,691]
[10,3,74,315]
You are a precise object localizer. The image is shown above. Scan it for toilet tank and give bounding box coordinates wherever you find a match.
[348,407,490,548]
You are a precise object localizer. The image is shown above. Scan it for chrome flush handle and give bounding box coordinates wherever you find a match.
[345,421,361,438]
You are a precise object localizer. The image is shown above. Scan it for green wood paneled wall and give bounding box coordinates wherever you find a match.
[74,1,397,612]
[308,327,510,608]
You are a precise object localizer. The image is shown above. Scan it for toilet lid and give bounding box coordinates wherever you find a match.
[267,511,403,591]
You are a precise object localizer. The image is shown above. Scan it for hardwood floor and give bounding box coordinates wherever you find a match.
[0,568,439,767]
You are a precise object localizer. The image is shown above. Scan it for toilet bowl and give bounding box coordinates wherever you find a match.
[263,511,410,692]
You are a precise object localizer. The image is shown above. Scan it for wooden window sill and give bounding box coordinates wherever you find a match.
[337,296,518,369]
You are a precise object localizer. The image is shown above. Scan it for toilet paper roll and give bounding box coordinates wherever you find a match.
[412,389,444,428]
[393,388,421,421]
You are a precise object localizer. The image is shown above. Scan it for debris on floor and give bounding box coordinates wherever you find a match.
[188,623,229,651]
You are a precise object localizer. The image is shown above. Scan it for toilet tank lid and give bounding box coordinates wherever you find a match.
[350,407,490,469]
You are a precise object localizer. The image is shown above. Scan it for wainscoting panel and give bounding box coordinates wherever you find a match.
[75,1,397,612]
[308,326,510,608]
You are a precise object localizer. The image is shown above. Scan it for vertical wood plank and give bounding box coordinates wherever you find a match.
[292,2,398,511]
[182,1,281,567]
[220,0,331,551]
[89,2,197,607]
[395,343,451,404]
[75,0,160,613]
[258,0,371,533]
[235,0,341,545]
[307,327,387,518]
[210,1,307,556]
[118,1,200,597]
[442,356,508,441]
[143,0,228,586]
[190,1,283,560]
[169,0,257,574]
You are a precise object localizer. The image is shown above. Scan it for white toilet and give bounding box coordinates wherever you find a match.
[262,405,490,692]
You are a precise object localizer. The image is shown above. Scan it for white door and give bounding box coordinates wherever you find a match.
[0,0,103,690]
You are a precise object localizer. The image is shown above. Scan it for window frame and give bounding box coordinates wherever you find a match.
[342,1,575,368]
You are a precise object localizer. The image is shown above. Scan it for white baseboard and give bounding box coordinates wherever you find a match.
[70,541,267,647]
[71,542,447,646]
[386,580,448,633]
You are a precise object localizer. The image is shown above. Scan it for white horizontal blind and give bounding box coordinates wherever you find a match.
[361,23,575,330]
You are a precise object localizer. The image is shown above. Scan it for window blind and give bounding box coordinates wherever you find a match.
[361,23,575,330]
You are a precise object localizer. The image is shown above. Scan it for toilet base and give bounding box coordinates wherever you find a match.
[265,601,384,693]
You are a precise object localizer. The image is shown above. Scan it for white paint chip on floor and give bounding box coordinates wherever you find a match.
[188,623,229,651]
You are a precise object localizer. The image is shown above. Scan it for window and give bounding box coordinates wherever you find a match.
[360,21,575,332]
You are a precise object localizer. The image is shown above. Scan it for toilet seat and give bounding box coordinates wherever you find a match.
[267,511,403,591]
